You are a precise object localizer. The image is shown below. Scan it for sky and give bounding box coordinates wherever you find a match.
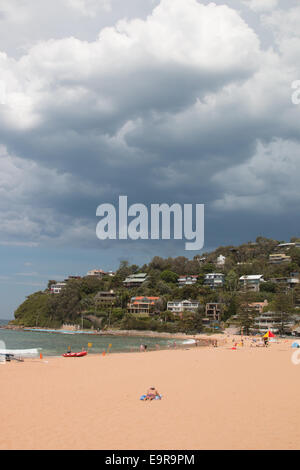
[0,0,300,318]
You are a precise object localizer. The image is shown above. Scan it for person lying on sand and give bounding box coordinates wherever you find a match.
[145,387,160,401]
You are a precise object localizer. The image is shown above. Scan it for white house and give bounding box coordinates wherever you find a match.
[178,275,198,287]
[50,282,67,294]
[254,311,295,334]
[276,242,300,250]
[269,253,291,264]
[216,255,226,267]
[204,273,225,289]
[239,275,264,292]
[167,300,200,314]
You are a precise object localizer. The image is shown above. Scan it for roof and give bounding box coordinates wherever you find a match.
[130,273,147,278]
[239,275,264,280]
[205,273,224,277]
[123,273,148,283]
[87,269,106,273]
[278,243,295,247]
[95,291,115,296]
[130,296,160,306]
[178,275,198,279]
[249,301,268,306]
[131,296,160,301]
[269,253,290,257]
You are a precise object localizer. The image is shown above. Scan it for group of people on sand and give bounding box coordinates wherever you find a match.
[231,337,270,348]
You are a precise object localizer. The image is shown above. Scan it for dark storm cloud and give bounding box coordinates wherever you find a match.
[0,0,300,251]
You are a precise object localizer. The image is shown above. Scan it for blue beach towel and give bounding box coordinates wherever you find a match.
[140,394,162,400]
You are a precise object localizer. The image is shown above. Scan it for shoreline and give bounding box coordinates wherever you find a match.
[2,324,217,343]
[1,326,218,358]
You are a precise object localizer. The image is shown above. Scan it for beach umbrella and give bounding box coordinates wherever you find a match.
[263,331,275,338]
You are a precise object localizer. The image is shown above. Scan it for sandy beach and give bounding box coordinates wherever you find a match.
[0,335,299,450]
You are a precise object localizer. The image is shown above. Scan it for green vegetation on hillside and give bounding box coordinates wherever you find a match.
[12,236,300,334]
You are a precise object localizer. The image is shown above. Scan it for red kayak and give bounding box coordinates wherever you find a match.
[62,351,87,357]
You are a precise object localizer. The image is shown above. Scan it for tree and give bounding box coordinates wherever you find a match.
[157,280,172,295]
[196,273,205,286]
[225,270,239,292]
[115,261,132,279]
[14,292,54,327]
[149,256,172,271]
[47,283,82,325]
[79,297,94,313]
[145,270,161,289]
[236,293,256,335]
[223,295,239,322]
[80,277,103,295]
[115,290,130,309]
[274,292,293,334]
[178,311,203,334]
[172,256,189,275]
[260,281,277,293]
[154,298,166,313]
[159,310,176,323]
[160,270,179,284]
[47,280,57,290]
[290,248,300,266]
[201,263,216,274]
[293,282,300,308]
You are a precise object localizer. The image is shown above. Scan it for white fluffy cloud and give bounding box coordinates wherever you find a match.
[260,5,300,67]
[0,0,260,130]
[262,4,300,34]
[15,0,260,80]
[242,0,278,12]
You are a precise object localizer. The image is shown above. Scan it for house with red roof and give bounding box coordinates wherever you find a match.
[127,296,160,315]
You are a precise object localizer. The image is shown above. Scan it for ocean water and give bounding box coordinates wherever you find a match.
[0,326,181,357]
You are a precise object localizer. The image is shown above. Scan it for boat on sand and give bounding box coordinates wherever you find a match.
[62,351,87,357]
